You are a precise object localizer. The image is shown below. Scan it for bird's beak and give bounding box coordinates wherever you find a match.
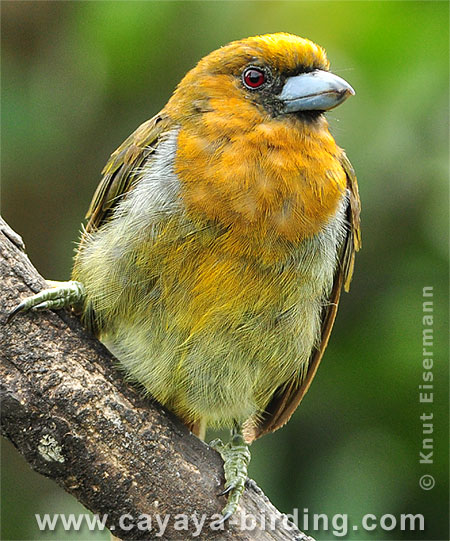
[278,70,355,113]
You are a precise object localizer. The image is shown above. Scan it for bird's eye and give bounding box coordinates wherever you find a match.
[242,67,266,89]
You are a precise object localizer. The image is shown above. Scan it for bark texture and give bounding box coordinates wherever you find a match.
[0,217,313,541]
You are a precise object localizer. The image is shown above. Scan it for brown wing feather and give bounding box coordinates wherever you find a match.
[244,151,361,443]
[84,112,172,233]
[72,112,172,331]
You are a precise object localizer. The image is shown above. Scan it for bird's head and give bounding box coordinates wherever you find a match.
[166,33,354,127]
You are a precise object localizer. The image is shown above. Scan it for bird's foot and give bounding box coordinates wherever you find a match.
[210,427,251,522]
[7,280,85,322]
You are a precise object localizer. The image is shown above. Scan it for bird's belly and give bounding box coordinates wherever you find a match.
[81,176,347,427]
[100,198,347,427]
[103,284,322,427]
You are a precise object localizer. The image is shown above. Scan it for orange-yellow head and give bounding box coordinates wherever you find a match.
[167,32,353,123]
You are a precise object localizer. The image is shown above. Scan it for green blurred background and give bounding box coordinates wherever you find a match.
[1,2,448,540]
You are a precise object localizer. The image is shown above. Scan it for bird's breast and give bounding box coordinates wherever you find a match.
[174,115,346,262]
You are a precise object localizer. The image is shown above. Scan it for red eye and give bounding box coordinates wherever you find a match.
[243,67,266,89]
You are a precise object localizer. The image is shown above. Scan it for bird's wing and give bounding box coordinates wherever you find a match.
[83,112,172,233]
[244,151,361,442]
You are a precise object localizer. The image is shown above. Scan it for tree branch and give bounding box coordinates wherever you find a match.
[0,217,313,541]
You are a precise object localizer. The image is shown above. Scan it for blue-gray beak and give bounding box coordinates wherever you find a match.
[278,70,355,112]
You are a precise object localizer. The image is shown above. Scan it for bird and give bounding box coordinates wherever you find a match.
[9,32,361,520]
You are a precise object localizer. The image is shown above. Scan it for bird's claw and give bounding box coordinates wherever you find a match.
[7,280,85,322]
[210,430,251,521]
[215,511,233,525]
[217,484,233,497]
